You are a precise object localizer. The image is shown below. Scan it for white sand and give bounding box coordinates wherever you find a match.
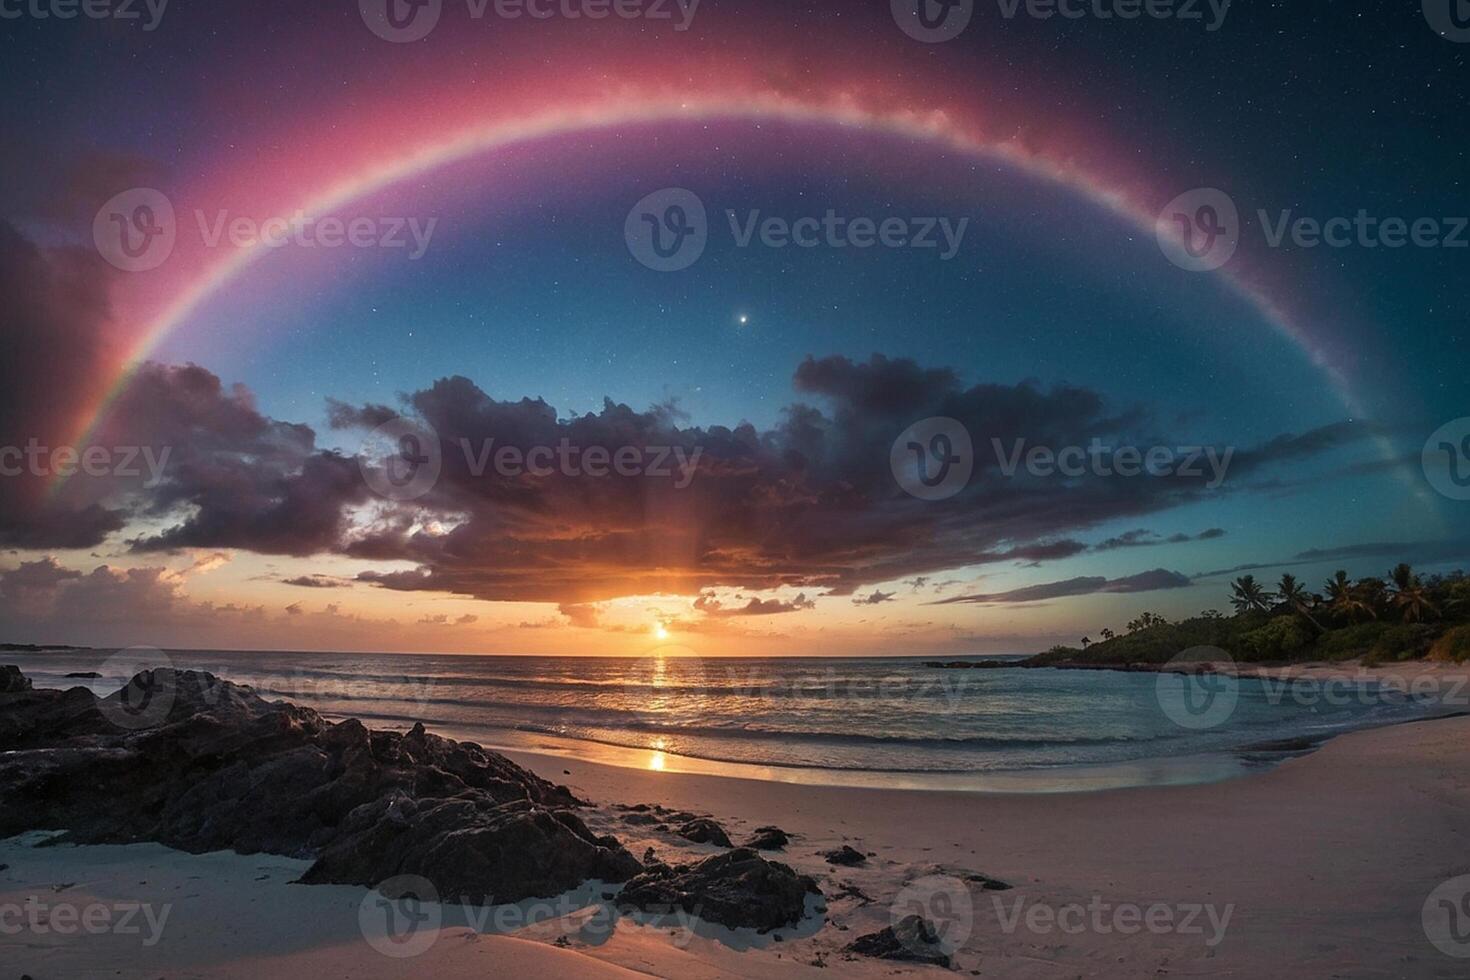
[6,707,1470,978]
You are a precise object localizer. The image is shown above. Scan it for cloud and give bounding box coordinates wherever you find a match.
[852,590,896,605]
[1093,528,1227,551]
[0,272,1374,609]
[558,602,603,629]
[694,592,816,617]
[282,574,346,588]
[0,223,129,548]
[935,568,1192,605]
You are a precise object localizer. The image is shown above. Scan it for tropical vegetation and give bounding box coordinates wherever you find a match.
[1034,565,1470,666]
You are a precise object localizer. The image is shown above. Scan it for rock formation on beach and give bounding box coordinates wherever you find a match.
[0,667,829,931]
[0,664,31,693]
[0,668,640,904]
[619,847,820,932]
[845,914,953,967]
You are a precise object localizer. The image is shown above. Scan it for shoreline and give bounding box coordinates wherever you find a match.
[6,711,1470,977]
[318,656,1467,794]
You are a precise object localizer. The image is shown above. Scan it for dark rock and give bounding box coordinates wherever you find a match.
[846,914,952,967]
[676,817,732,847]
[0,668,640,904]
[961,871,1011,891]
[0,665,32,693]
[642,847,657,865]
[618,847,821,932]
[622,812,662,826]
[823,845,866,866]
[744,825,790,850]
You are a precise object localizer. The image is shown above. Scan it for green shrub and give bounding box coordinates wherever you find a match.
[1429,625,1470,663]
[1312,621,1391,661]
[1364,624,1439,665]
[1239,616,1314,662]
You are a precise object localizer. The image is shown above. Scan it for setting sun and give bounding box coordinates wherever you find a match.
[653,623,670,641]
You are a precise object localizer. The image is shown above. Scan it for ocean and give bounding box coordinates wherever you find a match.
[6,649,1447,791]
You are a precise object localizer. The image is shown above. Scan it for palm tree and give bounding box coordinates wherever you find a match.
[1277,573,1326,633]
[1389,563,1439,623]
[1323,570,1376,623]
[1230,575,1274,614]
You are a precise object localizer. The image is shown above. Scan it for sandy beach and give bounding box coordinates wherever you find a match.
[6,703,1470,979]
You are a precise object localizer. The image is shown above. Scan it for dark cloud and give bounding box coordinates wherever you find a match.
[282,575,347,589]
[0,222,129,548]
[934,568,1192,605]
[1196,539,1470,580]
[1093,528,1227,551]
[852,590,896,605]
[694,592,815,617]
[0,281,1375,607]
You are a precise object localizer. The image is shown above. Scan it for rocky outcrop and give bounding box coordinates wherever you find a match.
[0,665,31,693]
[845,914,952,967]
[743,825,789,850]
[619,847,821,932]
[823,844,867,866]
[0,669,640,904]
[676,817,733,847]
